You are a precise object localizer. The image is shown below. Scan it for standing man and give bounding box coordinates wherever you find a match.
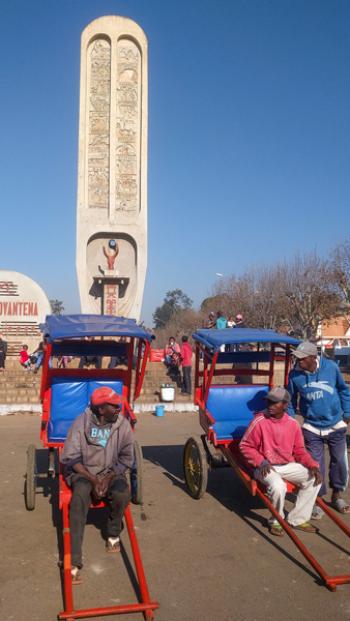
[288,341,350,515]
[216,311,227,353]
[205,312,216,329]
[234,314,246,328]
[216,311,227,330]
[61,387,133,583]
[180,335,193,395]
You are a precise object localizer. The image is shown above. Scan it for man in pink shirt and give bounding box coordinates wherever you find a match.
[240,387,322,536]
[180,335,193,395]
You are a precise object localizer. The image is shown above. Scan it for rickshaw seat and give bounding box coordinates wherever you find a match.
[48,378,124,442]
[206,384,269,440]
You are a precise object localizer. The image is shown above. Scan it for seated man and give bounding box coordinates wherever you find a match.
[78,354,102,369]
[61,386,134,583]
[239,387,322,536]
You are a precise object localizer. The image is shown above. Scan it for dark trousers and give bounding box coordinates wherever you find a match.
[182,366,192,394]
[303,427,348,496]
[78,356,101,369]
[70,475,130,567]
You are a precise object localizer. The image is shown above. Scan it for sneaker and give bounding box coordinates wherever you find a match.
[311,506,324,520]
[106,536,121,553]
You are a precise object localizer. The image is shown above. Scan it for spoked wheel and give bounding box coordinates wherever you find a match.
[24,444,36,510]
[130,440,143,505]
[183,437,208,499]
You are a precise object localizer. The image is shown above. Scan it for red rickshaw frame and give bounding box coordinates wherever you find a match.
[34,315,159,620]
[191,329,350,591]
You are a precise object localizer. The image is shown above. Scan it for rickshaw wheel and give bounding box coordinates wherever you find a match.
[183,437,208,499]
[24,444,36,510]
[131,440,143,505]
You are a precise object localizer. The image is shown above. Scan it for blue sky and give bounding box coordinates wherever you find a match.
[0,0,349,325]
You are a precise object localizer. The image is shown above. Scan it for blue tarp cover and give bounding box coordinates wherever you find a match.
[44,314,153,342]
[193,328,300,352]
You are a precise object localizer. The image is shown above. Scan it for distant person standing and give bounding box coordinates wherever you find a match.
[0,335,7,372]
[180,336,193,395]
[234,314,246,328]
[227,315,236,328]
[216,312,227,353]
[226,315,236,352]
[205,312,216,329]
[216,311,227,330]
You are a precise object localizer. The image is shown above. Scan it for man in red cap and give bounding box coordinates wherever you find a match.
[61,386,134,583]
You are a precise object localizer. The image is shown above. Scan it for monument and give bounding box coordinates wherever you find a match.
[0,270,51,355]
[76,16,148,320]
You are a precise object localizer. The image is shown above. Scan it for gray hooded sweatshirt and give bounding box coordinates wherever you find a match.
[61,406,134,485]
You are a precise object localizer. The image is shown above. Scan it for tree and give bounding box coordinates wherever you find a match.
[207,252,342,338]
[282,254,341,339]
[153,308,200,347]
[332,239,350,308]
[153,289,193,329]
[50,299,65,315]
[200,294,231,315]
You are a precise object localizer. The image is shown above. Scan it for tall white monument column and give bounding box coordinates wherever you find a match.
[76,16,148,320]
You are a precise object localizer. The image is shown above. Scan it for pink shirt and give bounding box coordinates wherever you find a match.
[180,342,192,367]
[239,411,318,469]
[164,342,180,356]
[19,350,29,364]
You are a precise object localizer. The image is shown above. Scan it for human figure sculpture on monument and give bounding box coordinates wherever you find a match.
[103,240,119,272]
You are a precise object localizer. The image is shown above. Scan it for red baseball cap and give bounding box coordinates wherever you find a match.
[90,387,123,407]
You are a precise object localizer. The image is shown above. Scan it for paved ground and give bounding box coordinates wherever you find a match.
[0,412,350,621]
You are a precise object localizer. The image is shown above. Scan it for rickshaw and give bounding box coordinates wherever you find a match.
[183,327,350,591]
[24,314,159,620]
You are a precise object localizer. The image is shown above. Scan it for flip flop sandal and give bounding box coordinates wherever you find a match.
[311,506,324,520]
[292,522,319,534]
[331,498,350,514]
[269,523,284,537]
[71,567,82,585]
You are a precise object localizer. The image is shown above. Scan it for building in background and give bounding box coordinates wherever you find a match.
[0,270,51,356]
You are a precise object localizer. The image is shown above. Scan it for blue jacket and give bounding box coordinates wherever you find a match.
[216,317,227,329]
[287,356,350,428]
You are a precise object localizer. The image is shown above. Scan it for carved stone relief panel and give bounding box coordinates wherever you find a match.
[87,38,111,209]
[115,39,141,214]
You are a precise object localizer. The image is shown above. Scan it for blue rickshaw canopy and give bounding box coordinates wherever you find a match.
[43,314,153,342]
[192,328,300,352]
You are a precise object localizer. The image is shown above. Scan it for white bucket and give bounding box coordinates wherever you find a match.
[160,384,175,402]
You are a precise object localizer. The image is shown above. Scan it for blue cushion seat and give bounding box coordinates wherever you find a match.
[48,378,124,443]
[206,385,269,441]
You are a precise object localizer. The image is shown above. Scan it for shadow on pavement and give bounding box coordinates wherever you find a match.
[142,443,321,584]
